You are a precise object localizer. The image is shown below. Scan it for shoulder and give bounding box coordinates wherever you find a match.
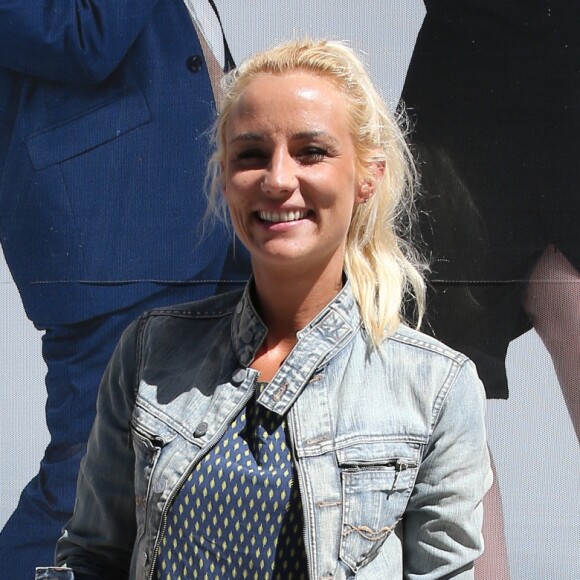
[376,324,483,411]
[141,288,244,322]
[125,289,245,357]
[387,324,470,367]
[120,289,245,391]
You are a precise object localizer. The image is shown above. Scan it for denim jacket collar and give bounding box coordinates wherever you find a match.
[232,276,362,416]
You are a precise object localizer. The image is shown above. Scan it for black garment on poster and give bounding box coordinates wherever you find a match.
[402,0,580,397]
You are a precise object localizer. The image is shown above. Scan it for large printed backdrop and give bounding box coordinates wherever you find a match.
[1,2,579,578]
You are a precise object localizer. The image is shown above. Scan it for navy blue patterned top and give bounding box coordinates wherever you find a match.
[156,382,308,579]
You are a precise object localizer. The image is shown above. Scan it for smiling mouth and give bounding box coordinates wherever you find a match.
[257,210,310,223]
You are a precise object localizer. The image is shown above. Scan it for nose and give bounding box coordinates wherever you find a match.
[261,149,298,196]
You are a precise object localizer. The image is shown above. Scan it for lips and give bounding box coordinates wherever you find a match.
[257,210,309,223]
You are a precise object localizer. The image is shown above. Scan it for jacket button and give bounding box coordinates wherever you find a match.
[186,54,203,73]
[231,368,247,386]
[193,422,208,438]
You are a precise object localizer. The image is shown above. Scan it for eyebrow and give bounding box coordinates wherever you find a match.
[229,132,264,145]
[228,130,339,146]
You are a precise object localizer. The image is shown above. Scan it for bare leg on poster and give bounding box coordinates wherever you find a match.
[475,456,510,580]
[524,244,580,443]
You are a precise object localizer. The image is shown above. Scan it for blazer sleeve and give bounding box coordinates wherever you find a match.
[0,0,163,83]
[402,360,493,579]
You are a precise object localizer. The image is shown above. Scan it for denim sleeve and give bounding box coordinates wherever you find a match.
[402,359,493,579]
[0,0,161,83]
[54,318,143,577]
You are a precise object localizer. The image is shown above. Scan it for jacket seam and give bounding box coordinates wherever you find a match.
[430,358,468,435]
[135,397,200,444]
[142,307,236,320]
[390,331,468,364]
[133,315,150,400]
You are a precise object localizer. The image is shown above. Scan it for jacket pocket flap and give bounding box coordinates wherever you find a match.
[336,440,422,466]
[26,86,151,170]
[132,401,178,446]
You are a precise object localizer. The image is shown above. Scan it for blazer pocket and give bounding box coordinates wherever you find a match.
[336,441,421,573]
[26,86,151,170]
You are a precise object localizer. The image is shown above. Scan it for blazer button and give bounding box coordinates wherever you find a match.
[186,54,204,73]
[193,422,208,438]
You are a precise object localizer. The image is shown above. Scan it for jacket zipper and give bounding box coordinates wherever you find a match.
[391,458,417,489]
[146,373,258,580]
[286,409,314,580]
[340,458,418,470]
[341,459,418,491]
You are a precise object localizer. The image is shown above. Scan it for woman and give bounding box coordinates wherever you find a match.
[42,39,491,579]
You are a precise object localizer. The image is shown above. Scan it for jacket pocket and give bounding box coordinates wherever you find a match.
[25,85,151,170]
[130,417,171,543]
[336,441,421,573]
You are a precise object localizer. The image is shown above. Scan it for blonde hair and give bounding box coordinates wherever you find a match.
[206,39,426,345]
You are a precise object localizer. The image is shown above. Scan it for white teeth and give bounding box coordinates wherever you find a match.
[258,210,307,223]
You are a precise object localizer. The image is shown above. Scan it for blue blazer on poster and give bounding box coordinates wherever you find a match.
[0,0,247,326]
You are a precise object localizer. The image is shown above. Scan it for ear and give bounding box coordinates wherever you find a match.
[355,159,385,205]
[355,181,373,205]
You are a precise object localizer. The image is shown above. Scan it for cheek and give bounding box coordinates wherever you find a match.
[223,197,245,229]
[222,187,250,239]
[225,172,257,202]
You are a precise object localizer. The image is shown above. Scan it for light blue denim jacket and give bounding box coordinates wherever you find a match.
[52,280,491,579]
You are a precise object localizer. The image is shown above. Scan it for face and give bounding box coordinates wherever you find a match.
[222,71,366,277]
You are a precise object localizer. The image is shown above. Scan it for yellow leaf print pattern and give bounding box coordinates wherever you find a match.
[157,383,308,579]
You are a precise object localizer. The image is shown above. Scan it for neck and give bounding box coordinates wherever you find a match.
[252,260,344,344]
[248,259,344,382]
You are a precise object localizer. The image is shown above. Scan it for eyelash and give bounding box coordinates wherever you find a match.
[236,149,265,160]
[233,146,330,164]
[299,147,328,161]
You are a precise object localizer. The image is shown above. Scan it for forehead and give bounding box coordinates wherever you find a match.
[225,71,350,134]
